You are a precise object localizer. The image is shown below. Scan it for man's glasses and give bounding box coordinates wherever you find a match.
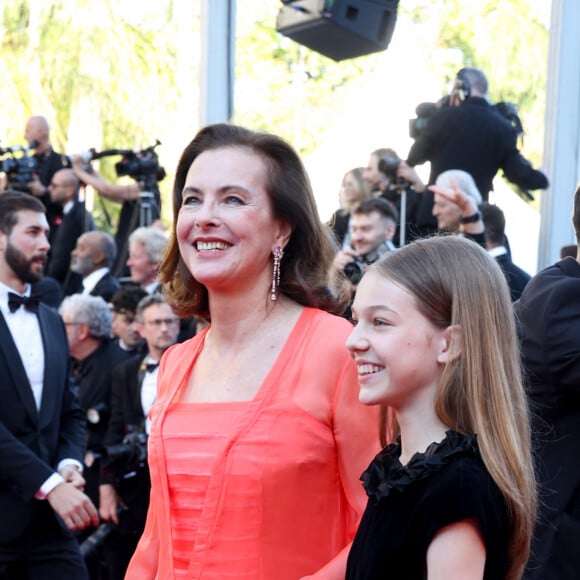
[144,318,179,328]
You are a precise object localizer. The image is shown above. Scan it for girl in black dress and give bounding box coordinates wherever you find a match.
[345,235,536,579]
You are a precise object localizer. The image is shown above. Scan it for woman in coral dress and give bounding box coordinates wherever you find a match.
[126,123,379,580]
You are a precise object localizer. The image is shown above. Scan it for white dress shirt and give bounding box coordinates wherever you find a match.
[0,282,81,497]
[141,357,159,435]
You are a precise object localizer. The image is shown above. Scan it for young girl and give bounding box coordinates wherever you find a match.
[345,235,536,580]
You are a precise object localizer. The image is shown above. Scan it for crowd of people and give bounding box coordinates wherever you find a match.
[0,65,578,580]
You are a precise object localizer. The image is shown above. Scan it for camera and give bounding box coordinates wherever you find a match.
[377,152,401,184]
[79,521,116,560]
[0,144,37,192]
[94,426,148,479]
[343,258,365,285]
[343,241,392,285]
[115,150,166,182]
[408,96,450,140]
[83,140,166,182]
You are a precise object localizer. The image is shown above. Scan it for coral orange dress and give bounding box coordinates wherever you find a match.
[126,308,380,580]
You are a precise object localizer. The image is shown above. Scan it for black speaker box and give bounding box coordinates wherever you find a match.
[276,0,399,61]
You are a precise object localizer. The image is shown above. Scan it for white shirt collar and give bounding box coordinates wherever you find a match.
[82,267,110,294]
[63,200,74,215]
[0,281,31,309]
[488,245,508,258]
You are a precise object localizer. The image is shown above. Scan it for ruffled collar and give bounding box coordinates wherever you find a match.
[362,430,478,503]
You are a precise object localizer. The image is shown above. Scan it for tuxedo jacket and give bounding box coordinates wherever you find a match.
[47,200,95,293]
[89,272,120,303]
[495,253,530,302]
[102,354,150,533]
[75,339,133,451]
[0,304,86,542]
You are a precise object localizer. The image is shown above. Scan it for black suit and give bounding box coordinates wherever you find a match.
[514,257,580,579]
[100,355,151,577]
[494,251,530,302]
[0,301,88,575]
[407,97,549,200]
[73,340,132,507]
[88,272,120,303]
[407,97,549,229]
[47,200,95,295]
[33,147,71,240]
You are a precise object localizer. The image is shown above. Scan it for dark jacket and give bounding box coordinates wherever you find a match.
[47,200,95,294]
[407,97,549,200]
[495,252,530,302]
[514,257,580,579]
[101,354,150,533]
[89,272,121,303]
[0,304,86,542]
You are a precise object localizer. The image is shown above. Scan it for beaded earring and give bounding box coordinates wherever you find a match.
[270,246,284,301]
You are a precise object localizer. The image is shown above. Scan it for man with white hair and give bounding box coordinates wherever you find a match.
[59,294,132,509]
[429,169,485,247]
[126,226,168,294]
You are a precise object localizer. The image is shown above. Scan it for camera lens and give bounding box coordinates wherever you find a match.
[343,261,364,285]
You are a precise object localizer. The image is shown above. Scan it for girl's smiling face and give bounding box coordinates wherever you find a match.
[347,270,450,410]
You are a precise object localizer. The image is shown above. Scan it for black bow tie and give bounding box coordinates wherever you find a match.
[145,362,159,373]
[8,292,40,314]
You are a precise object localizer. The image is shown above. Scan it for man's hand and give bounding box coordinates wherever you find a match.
[333,249,358,273]
[397,161,426,191]
[47,482,99,531]
[59,464,85,490]
[429,180,478,217]
[99,483,124,525]
[27,179,46,198]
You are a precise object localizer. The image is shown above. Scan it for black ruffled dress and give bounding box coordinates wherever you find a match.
[345,431,510,579]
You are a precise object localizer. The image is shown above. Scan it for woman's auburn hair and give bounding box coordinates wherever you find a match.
[374,234,536,580]
[159,123,347,319]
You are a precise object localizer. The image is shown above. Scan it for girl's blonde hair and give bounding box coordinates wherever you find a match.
[373,234,536,580]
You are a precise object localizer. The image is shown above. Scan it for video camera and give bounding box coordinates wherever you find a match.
[0,142,38,192]
[81,140,166,182]
[409,95,525,142]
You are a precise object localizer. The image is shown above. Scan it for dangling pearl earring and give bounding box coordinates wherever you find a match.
[270,246,284,301]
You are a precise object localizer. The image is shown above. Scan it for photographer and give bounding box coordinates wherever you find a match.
[72,151,162,277]
[407,67,549,204]
[25,116,72,232]
[98,295,179,578]
[59,295,132,509]
[363,148,434,244]
[332,197,398,318]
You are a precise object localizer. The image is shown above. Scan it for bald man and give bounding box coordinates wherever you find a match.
[24,115,71,239]
[46,169,95,294]
[70,231,120,302]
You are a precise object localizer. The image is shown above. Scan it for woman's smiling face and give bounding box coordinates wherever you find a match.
[176,146,290,294]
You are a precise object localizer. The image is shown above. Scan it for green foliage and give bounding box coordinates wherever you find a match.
[0,0,549,221]
[234,8,379,155]
[399,0,548,169]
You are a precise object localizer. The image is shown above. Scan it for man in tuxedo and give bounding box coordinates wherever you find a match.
[46,169,95,295]
[59,294,132,508]
[99,294,180,577]
[70,230,120,302]
[480,202,530,301]
[110,286,148,355]
[0,192,98,577]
